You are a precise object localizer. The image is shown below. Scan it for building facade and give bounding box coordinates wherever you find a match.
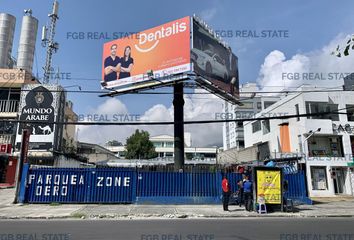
[223,83,279,150]
[0,69,38,185]
[244,85,354,197]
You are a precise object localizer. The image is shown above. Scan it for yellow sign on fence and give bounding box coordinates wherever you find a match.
[256,170,281,204]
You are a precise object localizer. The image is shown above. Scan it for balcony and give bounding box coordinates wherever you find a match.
[0,100,19,117]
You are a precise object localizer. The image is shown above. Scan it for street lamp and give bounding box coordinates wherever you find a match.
[301,127,321,197]
[302,127,321,159]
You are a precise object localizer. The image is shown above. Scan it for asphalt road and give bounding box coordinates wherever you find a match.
[0,218,353,240]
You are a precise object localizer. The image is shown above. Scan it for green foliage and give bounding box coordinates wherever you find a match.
[332,34,354,57]
[125,129,158,159]
[106,140,123,146]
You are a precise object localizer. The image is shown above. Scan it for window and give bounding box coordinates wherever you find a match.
[305,102,339,121]
[295,104,300,121]
[298,135,302,153]
[262,120,270,134]
[237,102,253,109]
[0,122,15,135]
[264,101,276,109]
[311,166,328,190]
[153,142,163,148]
[252,121,261,133]
[308,136,344,157]
[346,104,354,121]
[257,102,262,110]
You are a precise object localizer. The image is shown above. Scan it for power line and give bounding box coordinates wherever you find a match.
[0,87,350,95]
[3,108,352,126]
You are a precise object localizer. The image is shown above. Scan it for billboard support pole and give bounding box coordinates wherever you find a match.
[14,128,30,203]
[173,82,185,171]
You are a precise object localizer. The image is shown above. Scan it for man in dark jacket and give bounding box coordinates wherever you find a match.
[222,176,231,211]
[243,175,253,211]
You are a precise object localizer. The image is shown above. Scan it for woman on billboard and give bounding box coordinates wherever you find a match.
[119,46,134,79]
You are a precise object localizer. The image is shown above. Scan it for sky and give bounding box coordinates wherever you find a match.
[2,0,354,147]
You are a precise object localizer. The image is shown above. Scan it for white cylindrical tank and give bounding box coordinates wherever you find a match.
[17,14,38,73]
[0,13,16,68]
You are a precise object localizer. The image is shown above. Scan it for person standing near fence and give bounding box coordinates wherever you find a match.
[222,176,231,211]
[237,180,244,207]
[243,175,253,211]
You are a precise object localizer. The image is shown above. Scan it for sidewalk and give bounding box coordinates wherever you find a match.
[1,188,354,219]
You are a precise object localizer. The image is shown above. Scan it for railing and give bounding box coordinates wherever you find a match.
[0,134,13,144]
[0,100,19,113]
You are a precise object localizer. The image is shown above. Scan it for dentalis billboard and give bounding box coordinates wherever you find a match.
[101,16,239,102]
[101,16,191,90]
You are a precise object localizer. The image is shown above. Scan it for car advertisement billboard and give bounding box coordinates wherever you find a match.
[191,18,239,99]
[101,16,191,91]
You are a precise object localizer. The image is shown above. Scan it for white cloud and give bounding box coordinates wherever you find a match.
[257,34,354,92]
[77,89,224,147]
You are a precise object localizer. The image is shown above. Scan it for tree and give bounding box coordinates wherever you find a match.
[332,34,354,57]
[106,140,122,146]
[125,129,157,159]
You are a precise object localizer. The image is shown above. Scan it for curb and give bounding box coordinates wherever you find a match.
[1,213,354,220]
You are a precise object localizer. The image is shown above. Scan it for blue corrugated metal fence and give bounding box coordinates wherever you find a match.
[23,167,310,204]
[284,171,312,204]
[136,171,221,204]
[25,167,136,203]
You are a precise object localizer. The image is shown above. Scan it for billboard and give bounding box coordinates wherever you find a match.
[256,169,282,204]
[101,16,191,91]
[191,18,239,99]
[100,16,239,102]
[15,84,66,152]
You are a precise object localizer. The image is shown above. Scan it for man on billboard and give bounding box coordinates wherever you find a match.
[103,44,121,82]
[119,46,134,79]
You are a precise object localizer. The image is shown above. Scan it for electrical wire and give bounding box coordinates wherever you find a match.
[3,107,353,126]
[0,87,350,95]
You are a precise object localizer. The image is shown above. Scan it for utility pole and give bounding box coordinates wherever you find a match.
[42,0,59,84]
[173,82,185,171]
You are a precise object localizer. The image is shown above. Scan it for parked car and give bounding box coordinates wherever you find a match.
[191,48,229,81]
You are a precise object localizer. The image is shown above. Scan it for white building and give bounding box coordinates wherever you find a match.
[106,132,217,163]
[223,83,279,150]
[244,85,354,197]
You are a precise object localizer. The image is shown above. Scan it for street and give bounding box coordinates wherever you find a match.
[0,218,354,240]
